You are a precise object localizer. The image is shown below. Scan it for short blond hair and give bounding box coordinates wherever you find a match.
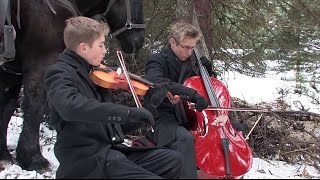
[168,21,200,42]
[63,16,110,51]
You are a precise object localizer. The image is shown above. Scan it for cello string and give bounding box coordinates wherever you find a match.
[194,48,220,107]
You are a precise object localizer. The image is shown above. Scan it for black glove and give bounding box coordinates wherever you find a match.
[143,102,159,119]
[147,82,169,107]
[200,56,217,78]
[192,92,209,112]
[142,82,169,119]
[127,107,155,126]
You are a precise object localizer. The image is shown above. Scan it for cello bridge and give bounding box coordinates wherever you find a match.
[212,115,228,126]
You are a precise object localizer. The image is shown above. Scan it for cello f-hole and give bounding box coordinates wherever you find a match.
[198,111,209,137]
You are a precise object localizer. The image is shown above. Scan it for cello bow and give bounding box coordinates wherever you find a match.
[188,103,273,112]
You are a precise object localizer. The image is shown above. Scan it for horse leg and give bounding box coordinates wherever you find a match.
[0,67,22,162]
[15,54,56,171]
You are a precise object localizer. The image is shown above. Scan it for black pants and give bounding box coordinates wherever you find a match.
[104,148,183,179]
[170,126,198,179]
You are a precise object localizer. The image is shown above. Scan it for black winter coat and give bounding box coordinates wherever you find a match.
[144,45,211,147]
[44,49,149,179]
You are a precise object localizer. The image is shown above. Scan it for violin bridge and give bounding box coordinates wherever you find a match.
[116,67,122,76]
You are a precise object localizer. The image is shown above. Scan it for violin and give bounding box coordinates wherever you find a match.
[90,63,152,96]
[89,52,180,105]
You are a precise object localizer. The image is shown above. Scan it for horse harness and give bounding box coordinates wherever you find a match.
[101,0,146,39]
[0,0,16,66]
[47,0,146,40]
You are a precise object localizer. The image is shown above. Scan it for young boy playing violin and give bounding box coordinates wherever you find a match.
[44,16,182,179]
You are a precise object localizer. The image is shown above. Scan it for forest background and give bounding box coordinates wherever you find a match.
[104,0,320,174]
[109,0,320,80]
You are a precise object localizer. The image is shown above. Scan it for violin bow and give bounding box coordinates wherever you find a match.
[116,50,142,108]
[116,50,154,132]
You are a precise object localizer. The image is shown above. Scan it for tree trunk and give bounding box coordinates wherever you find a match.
[175,0,193,23]
[176,0,211,61]
[194,0,213,58]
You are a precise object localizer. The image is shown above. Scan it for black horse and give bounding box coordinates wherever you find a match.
[0,0,145,172]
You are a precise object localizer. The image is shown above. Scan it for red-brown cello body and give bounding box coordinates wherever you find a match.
[183,48,253,179]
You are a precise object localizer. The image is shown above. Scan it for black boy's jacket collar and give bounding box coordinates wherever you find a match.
[161,44,185,76]
[57,48,101,99]
[57,48,92,75]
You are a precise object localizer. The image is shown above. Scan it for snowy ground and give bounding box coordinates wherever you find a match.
[1,116,319,179]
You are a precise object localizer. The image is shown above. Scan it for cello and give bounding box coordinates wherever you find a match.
[183,48,253,179]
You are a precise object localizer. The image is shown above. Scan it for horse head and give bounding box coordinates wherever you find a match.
[76,0,145,54]
[0,0,146,172]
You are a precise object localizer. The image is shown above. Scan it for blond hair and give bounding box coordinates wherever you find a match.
[63,16,110,51]
[168,21,200,42]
